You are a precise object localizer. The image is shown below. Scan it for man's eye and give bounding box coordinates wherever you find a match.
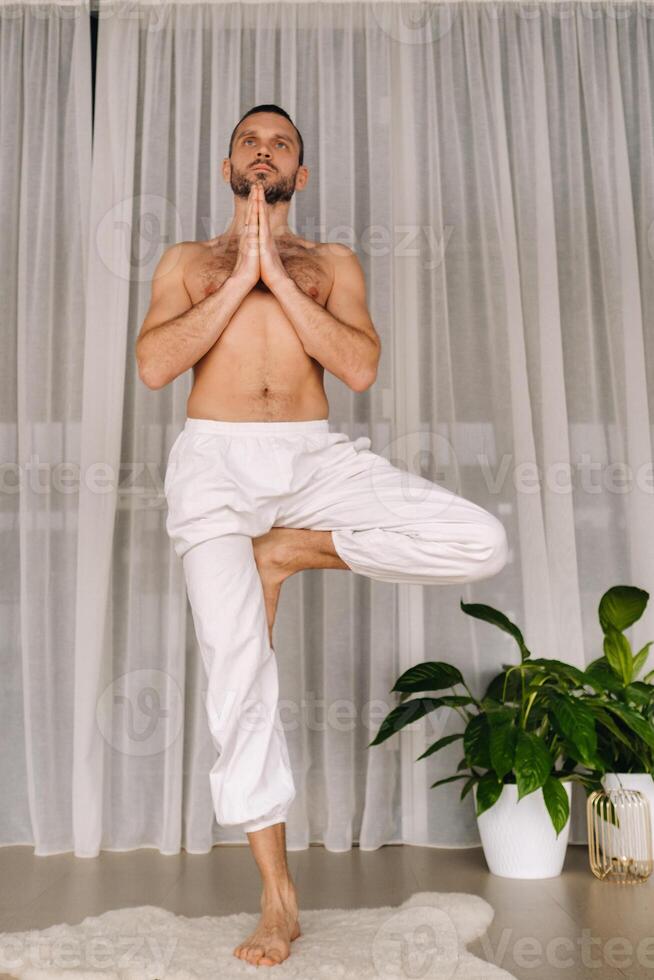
[242,137,286,148]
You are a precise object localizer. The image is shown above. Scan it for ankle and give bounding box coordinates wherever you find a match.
[255,536,297,580]
[261,876,297,909]
[270,538,299,576]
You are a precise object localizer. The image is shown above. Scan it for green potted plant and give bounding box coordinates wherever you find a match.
[575,586,654,849]
[369,601,604,878]
[369,585,654,877]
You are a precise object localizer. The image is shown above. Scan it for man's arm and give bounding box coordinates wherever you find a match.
[270,244,381,392]
[135,243,253,390]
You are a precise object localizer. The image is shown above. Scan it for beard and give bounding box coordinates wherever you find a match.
[230,166,297,205]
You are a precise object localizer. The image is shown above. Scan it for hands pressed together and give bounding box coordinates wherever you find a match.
[231,182,290,291]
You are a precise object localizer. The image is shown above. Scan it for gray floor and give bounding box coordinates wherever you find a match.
[0,843,652,979]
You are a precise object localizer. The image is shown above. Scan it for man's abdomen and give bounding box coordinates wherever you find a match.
[187,334,329,422]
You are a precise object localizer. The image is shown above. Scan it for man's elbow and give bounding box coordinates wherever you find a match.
[136,352,166,390]
[140,370,167,390]
[350,366,377,393]
[134,338,165,389]
[350,344,380,392]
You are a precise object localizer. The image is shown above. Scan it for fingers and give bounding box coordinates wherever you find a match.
[256,184,266,235]
[246,184,257,226]
[242,185,259,255]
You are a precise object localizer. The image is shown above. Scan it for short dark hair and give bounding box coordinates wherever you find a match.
[228,104,304,166]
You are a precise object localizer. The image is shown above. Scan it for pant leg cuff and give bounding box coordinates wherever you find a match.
[242,815,287,833]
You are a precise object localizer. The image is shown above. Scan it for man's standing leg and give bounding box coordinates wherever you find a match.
[180,533,301,967]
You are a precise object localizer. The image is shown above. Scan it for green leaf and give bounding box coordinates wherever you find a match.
[432,695,473,707]
[415,732,464,762]
[430,773,469,790]
[547,691,597,766]
[583,658,625,694]
[542,776,570,836]
[559,736,604,771]
[565,772,604,795]
[463,715,492,769]
[633,642,653,680]
[475,772,504,816]
[514,730,552,799]
[460,775,477,801]
[598,586,649,634]
[623,683,653,709]
[603,628,633,685]
[485,706,518,727]
[603,702,654,752]
[489,723,517,780]
[368,696,472,747]
[460,600,531,662]
[481,697,504,711]
[391,661,465,697]
[527,659,587,688]
[483,669,524,703]
[587,706,640,759]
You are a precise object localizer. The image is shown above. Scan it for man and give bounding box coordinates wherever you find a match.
[135,104,509,968]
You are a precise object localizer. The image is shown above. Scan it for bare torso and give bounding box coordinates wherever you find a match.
[182,233,334,421]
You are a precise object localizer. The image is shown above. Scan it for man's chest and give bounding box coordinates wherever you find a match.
[184,239,334,307]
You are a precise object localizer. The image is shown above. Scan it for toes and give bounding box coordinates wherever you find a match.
[260,953,282,966]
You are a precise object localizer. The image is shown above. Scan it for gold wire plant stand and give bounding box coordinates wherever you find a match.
[587,788,653,884]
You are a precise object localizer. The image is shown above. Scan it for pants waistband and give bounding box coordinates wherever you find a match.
[183,417,331,436]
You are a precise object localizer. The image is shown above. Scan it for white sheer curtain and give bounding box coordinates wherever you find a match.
[0,0,92,850]
[2,0,653,857]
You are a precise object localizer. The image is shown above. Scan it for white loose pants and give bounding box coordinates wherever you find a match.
[164,417,509,834]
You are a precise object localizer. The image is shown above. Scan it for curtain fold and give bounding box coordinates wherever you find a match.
[2,0,653,855]
[1,0,92,852]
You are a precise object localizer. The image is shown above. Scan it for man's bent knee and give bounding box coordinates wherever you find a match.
[473,515,509,580]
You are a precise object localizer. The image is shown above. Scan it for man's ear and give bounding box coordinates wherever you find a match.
[295,166,309,191]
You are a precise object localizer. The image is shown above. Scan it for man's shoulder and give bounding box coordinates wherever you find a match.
[161,240,209,280]
[310,240,355,257]
[311,241,358,276]
[169,239,206,257]
[316,244,362,287]
[318,241,355,255]
[157,240,200,268]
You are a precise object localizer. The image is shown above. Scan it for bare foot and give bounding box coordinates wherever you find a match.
[252,528,297,644]
[233,880,301,967]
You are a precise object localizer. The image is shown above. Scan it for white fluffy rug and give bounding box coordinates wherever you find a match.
[0,892,516,979]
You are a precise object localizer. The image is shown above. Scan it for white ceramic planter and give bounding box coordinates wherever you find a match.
[473,781,572,879]
[602,772,654,856]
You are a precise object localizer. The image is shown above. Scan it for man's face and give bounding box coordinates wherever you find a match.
[228,113,303,205]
